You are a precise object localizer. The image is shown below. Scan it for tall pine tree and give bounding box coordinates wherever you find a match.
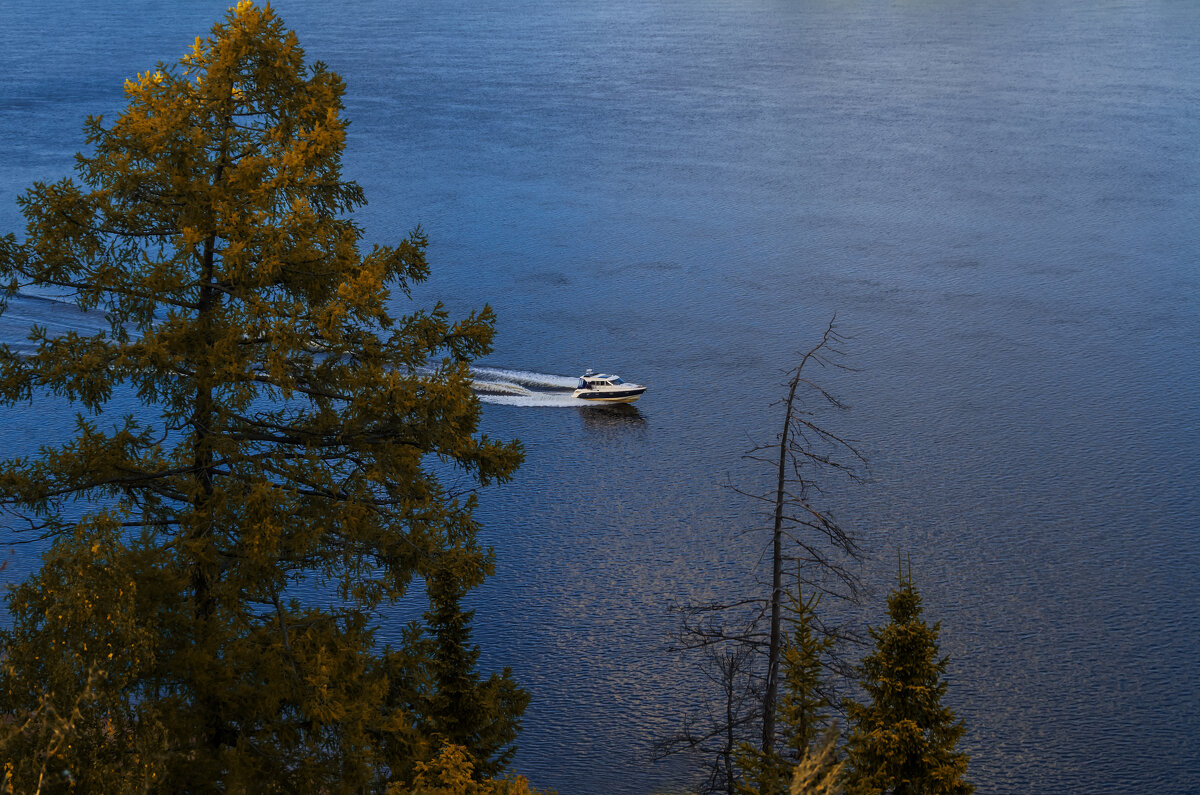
[0,3,523,790]
[843,567,972,795]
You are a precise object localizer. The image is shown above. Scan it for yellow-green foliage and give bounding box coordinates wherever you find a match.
[654,729,845,795]
[392,744,548,795]
[843,575,972,795]
[788,729,845,795]
[0,3,523,791]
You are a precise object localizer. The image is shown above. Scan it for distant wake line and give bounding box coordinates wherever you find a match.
[0,292,106,338]
[0,294,591,408]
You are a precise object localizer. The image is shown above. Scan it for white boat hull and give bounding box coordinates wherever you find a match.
[572,386,646,404]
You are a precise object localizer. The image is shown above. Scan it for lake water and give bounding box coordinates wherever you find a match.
[1,1,1198,792]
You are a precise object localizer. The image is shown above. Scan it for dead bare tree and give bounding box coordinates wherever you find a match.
[661,317,866,793]
[655,639,758,795]
[748,317,866,754]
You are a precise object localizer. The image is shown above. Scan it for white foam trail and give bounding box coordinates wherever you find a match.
[469,366,578,390]
[478,392,595,408]
[471,380,533,396]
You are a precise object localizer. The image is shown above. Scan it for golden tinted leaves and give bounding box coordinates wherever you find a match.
[0,3,524,788]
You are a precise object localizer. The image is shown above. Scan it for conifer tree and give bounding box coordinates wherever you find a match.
[736,588,836,795]
[382,555,530,782]
[843,568,972,795]
[0,3,523,790]
[777,590,835,762]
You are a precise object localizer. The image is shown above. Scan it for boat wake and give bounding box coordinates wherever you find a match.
[477,392,591,407]
[469,367,578,390]
[468,366,598,408]
[0,295,603,409]
[470,379,533,396]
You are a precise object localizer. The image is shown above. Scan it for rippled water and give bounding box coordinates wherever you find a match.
[2,1,1198,792]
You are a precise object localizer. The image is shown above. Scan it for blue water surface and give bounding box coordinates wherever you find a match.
[1,1,1198,792]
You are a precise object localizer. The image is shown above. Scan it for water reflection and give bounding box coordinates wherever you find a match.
[578,403,646,431]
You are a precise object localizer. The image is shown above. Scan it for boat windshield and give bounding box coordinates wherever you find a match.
[610,377,624,384]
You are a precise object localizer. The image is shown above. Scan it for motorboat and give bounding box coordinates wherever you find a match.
[572,369,646,403]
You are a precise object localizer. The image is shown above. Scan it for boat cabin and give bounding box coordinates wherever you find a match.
[577,372,626,389]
